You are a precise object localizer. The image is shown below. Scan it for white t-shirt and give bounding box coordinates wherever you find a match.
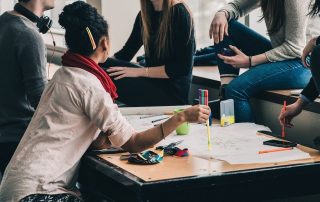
[0,66,135,201]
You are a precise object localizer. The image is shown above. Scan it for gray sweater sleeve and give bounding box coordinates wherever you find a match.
[265,0,309,62]
[221,0,260,20]
[15,28,47,109]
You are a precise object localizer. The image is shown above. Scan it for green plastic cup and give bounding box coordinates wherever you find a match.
[174,109,190,135]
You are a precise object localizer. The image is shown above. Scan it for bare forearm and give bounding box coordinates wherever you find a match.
[142,66,169,79]
[251,53,268,67]
[122,113,185,153]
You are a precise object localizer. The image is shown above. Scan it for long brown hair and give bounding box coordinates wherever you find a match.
[309,0,320,16]
[140,0,192,59]
[260,0,285,35]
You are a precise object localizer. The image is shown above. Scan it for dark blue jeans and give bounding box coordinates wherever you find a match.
[216,20,311,122]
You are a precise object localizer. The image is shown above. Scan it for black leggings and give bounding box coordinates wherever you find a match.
[101,58,185,106]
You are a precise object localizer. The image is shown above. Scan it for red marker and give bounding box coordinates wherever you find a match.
[282,101,287,139]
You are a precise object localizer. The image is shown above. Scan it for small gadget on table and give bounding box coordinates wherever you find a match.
[258,130,297,148]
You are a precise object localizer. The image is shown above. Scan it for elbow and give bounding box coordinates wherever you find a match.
[121,136,146,153]
[285,42,304,58]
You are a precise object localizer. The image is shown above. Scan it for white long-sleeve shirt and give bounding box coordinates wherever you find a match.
[0,66,136,202]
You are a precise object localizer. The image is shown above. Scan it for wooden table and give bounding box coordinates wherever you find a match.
[79,133,320,202]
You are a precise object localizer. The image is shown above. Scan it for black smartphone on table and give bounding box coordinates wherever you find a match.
[263,139,297,148]
[258,130,297,148]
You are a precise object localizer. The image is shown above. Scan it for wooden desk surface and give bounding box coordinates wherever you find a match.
[98,134,320,182]
[192,66,247,82]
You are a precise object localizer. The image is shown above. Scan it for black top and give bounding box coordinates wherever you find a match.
[114,3,195,104]
[301,78,318,102]
[301,38,320,102]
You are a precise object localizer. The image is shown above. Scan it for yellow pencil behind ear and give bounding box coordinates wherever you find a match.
[86,27,97,50]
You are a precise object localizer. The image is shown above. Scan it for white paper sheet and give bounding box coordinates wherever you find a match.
[120,106,190,115]
[125,115,311,164]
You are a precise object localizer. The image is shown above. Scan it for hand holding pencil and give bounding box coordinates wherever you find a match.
[182,105,211,123]
[279,99,305,128]
[199,89,212,151]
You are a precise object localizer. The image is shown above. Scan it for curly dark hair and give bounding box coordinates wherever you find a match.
[59,1,109,56]
[310,0,320,16]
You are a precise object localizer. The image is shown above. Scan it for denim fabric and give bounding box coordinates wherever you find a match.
[216,20,311,122]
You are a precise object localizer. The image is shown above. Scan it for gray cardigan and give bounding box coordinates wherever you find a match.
[222,0,320,62]
[0,12,47,143]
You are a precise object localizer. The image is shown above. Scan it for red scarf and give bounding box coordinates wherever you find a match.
[62,51,118,101]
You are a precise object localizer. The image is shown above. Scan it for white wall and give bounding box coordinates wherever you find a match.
[0,0,269,58]
[101,0,231,55]
[249,9,269,39]
[0,0,16,14]
[101,0,141,56]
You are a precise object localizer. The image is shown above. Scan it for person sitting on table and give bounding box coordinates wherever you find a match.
[0,2,210,202]
[102,0,195,106]
[279,0,320,127]
[209,0,320,123]
[0,0,55,178]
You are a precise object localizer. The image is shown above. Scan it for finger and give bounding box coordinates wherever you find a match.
[199,106,211,115]
[279,113,285,126]
[229,45,242,55]
[217,54,232,60]
[301,53,308,67]
[217,54,236,65]
[107,67,124,72]
[224,58,236,64]
[198,118,207,124]
[200,113,210,121]
[109,71,125,77]
[209,24,213,39]
[225,23,229,36]
[219,24,225,42]
[199,106,210,116]
[114,74,127,80]
[214,24,220,44]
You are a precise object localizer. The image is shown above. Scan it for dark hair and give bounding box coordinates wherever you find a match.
[59,1,109,56]
[260,0,285,35]
[18,0,31,2]
[309,0,320,16]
